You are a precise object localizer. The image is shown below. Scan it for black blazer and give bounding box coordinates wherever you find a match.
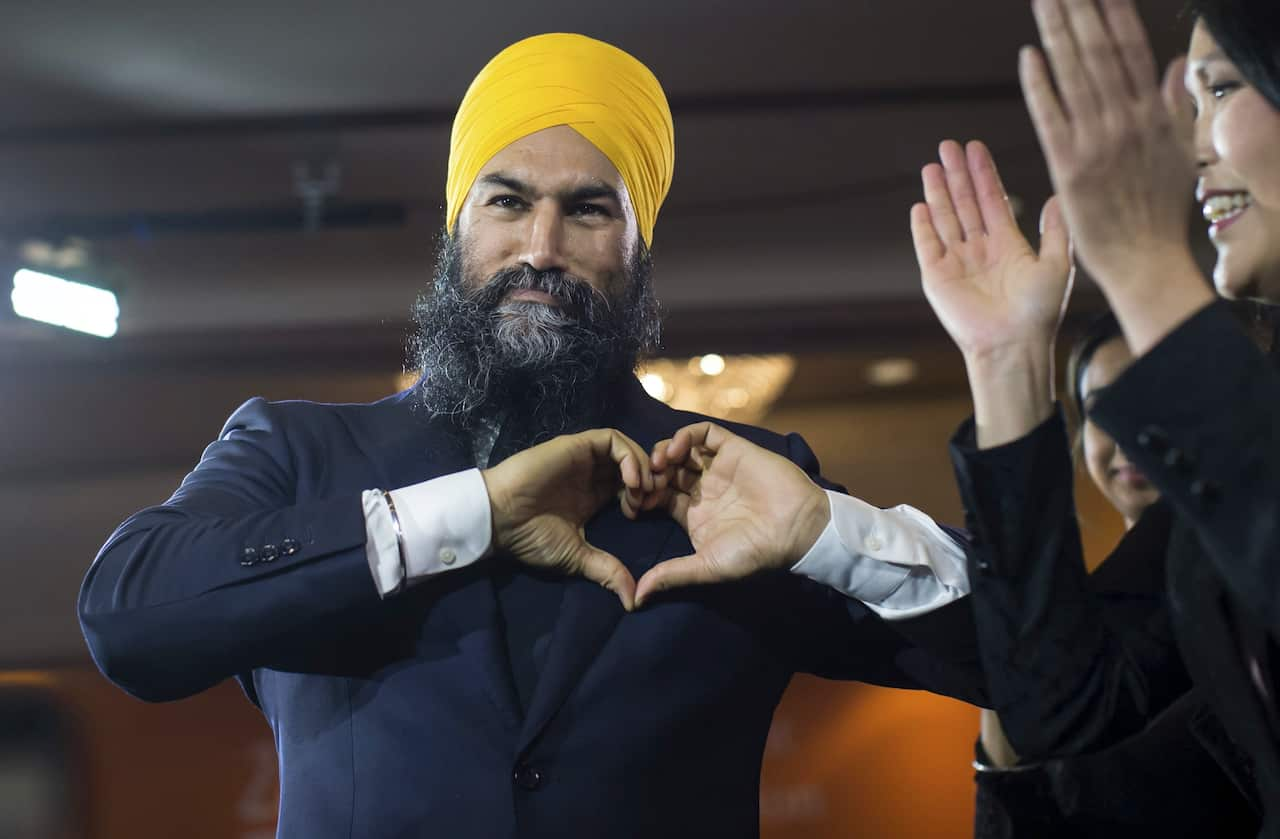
[952,303,1280,836]
[79,374,985,839]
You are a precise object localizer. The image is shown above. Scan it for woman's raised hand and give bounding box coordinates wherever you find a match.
[911,139,1073,362]
[1020,0,1195,292]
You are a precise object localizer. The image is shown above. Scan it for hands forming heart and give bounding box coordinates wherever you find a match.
[482,423,832,612]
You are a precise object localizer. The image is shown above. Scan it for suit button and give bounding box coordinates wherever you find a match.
[281,538,300,556]
[974,557,992,574]
[1163,448,1193,473]
[1136,426,1170,454]
[513,764,543,790]
[240,547,258,567]
[260,544,280,562]
[1190,479,1221,507]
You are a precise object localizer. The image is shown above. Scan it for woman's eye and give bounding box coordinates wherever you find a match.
[1209,80,1242,99]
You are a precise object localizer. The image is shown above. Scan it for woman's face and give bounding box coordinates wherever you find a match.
[1081,338,1161,526]
[1188,21,1280,302]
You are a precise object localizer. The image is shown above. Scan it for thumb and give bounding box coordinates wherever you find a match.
[573,545,637,611]
[1162,56,1195,151]
[634,554,715,608]
[1037,194,1072,274]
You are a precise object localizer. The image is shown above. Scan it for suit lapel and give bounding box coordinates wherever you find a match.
[516,376,682,753]
[517,507,676,754]
[378,391,523,731]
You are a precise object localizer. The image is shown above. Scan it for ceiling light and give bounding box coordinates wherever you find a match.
[11,269,119,338]
[866,357,918,387]
[698,354,726,376]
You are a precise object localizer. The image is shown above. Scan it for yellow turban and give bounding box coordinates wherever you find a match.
[446,33,675,247]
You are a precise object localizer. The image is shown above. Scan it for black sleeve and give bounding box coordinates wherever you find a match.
[1091,301,1280,641]
[950,409,1190,759]
[973,692,1257,837]
[78,397,383,702]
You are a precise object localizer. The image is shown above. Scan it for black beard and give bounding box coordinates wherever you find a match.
[408,233,661,448]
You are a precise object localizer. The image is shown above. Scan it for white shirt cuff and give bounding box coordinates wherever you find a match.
[790,490,969,620]
[362,468,493,597]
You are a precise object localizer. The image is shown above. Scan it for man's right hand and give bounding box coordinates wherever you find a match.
[481,429,654,611]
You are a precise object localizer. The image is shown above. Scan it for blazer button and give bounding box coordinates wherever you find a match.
[260,544,280,562]
[513,764,543,791]
[1163,448,1193,473]
[240,547,258,567]
[1190,479,1222,508]
[1136,426,1170,454]
[281,538,300,556]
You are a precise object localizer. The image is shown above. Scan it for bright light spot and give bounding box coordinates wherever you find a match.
[698,354,726,376]
[640,372,671,402]
[723,387,751,409]
[866,357,918,387]
[11,269,119,338]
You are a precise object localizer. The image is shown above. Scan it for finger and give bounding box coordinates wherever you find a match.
[1059,0,1131,105]
[1100,0,1158,96]
[1161,55,1194,150]
[922,162,965,245]
[576,545,638,611]
[674,464,702,494]
[606,430,652,493]
[669,421,733,458]
[939,139,986,239]
[1020,46,1073,176]
[909,202,946,267]
[634,554,717,608]
[965,141,1021,244]
[1033,0,1099,122]
[1037,195,1071,275]
[664,489,690,528]
[650,438,673,472]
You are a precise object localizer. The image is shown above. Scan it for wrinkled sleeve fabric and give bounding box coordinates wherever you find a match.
[79,398,381,702]
[951,408,1189,759]
[792,491,969,619]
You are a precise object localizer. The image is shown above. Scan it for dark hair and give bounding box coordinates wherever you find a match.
[1187,0,1280,110]
[1065,311,1125,432]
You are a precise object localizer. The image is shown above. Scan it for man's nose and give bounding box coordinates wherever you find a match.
[517,201,568,273]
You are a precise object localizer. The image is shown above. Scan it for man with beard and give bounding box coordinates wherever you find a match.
[79,34,982,838]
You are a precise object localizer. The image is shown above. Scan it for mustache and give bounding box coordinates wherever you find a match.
[467,265,612,320]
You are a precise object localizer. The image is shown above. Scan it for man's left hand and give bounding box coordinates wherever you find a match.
[633,422,830,607]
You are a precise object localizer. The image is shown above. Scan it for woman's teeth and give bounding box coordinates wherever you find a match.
[1203,193,1253,224]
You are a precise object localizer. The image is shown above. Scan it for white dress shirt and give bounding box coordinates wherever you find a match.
[362,469,968,620]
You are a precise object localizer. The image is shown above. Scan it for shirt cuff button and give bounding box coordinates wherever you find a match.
[439,547,457,566]
[864,536,883,553]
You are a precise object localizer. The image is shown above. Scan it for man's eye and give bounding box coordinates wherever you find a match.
[491,195,525,209]
[572,203,608,217]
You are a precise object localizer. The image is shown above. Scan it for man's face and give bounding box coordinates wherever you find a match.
[411,125,659,442]
[456,124,642,305]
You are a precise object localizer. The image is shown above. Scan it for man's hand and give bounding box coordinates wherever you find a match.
[633,422,830,608]
[482,429,653,610]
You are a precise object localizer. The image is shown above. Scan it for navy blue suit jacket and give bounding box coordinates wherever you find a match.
[80,376,982,838]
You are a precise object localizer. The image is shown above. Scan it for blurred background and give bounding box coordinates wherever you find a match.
[0,1,1200,836]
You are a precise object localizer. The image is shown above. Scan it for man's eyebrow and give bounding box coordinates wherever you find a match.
[564,183,621,204]
[477,173,530,194]
[476,173,621,205]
